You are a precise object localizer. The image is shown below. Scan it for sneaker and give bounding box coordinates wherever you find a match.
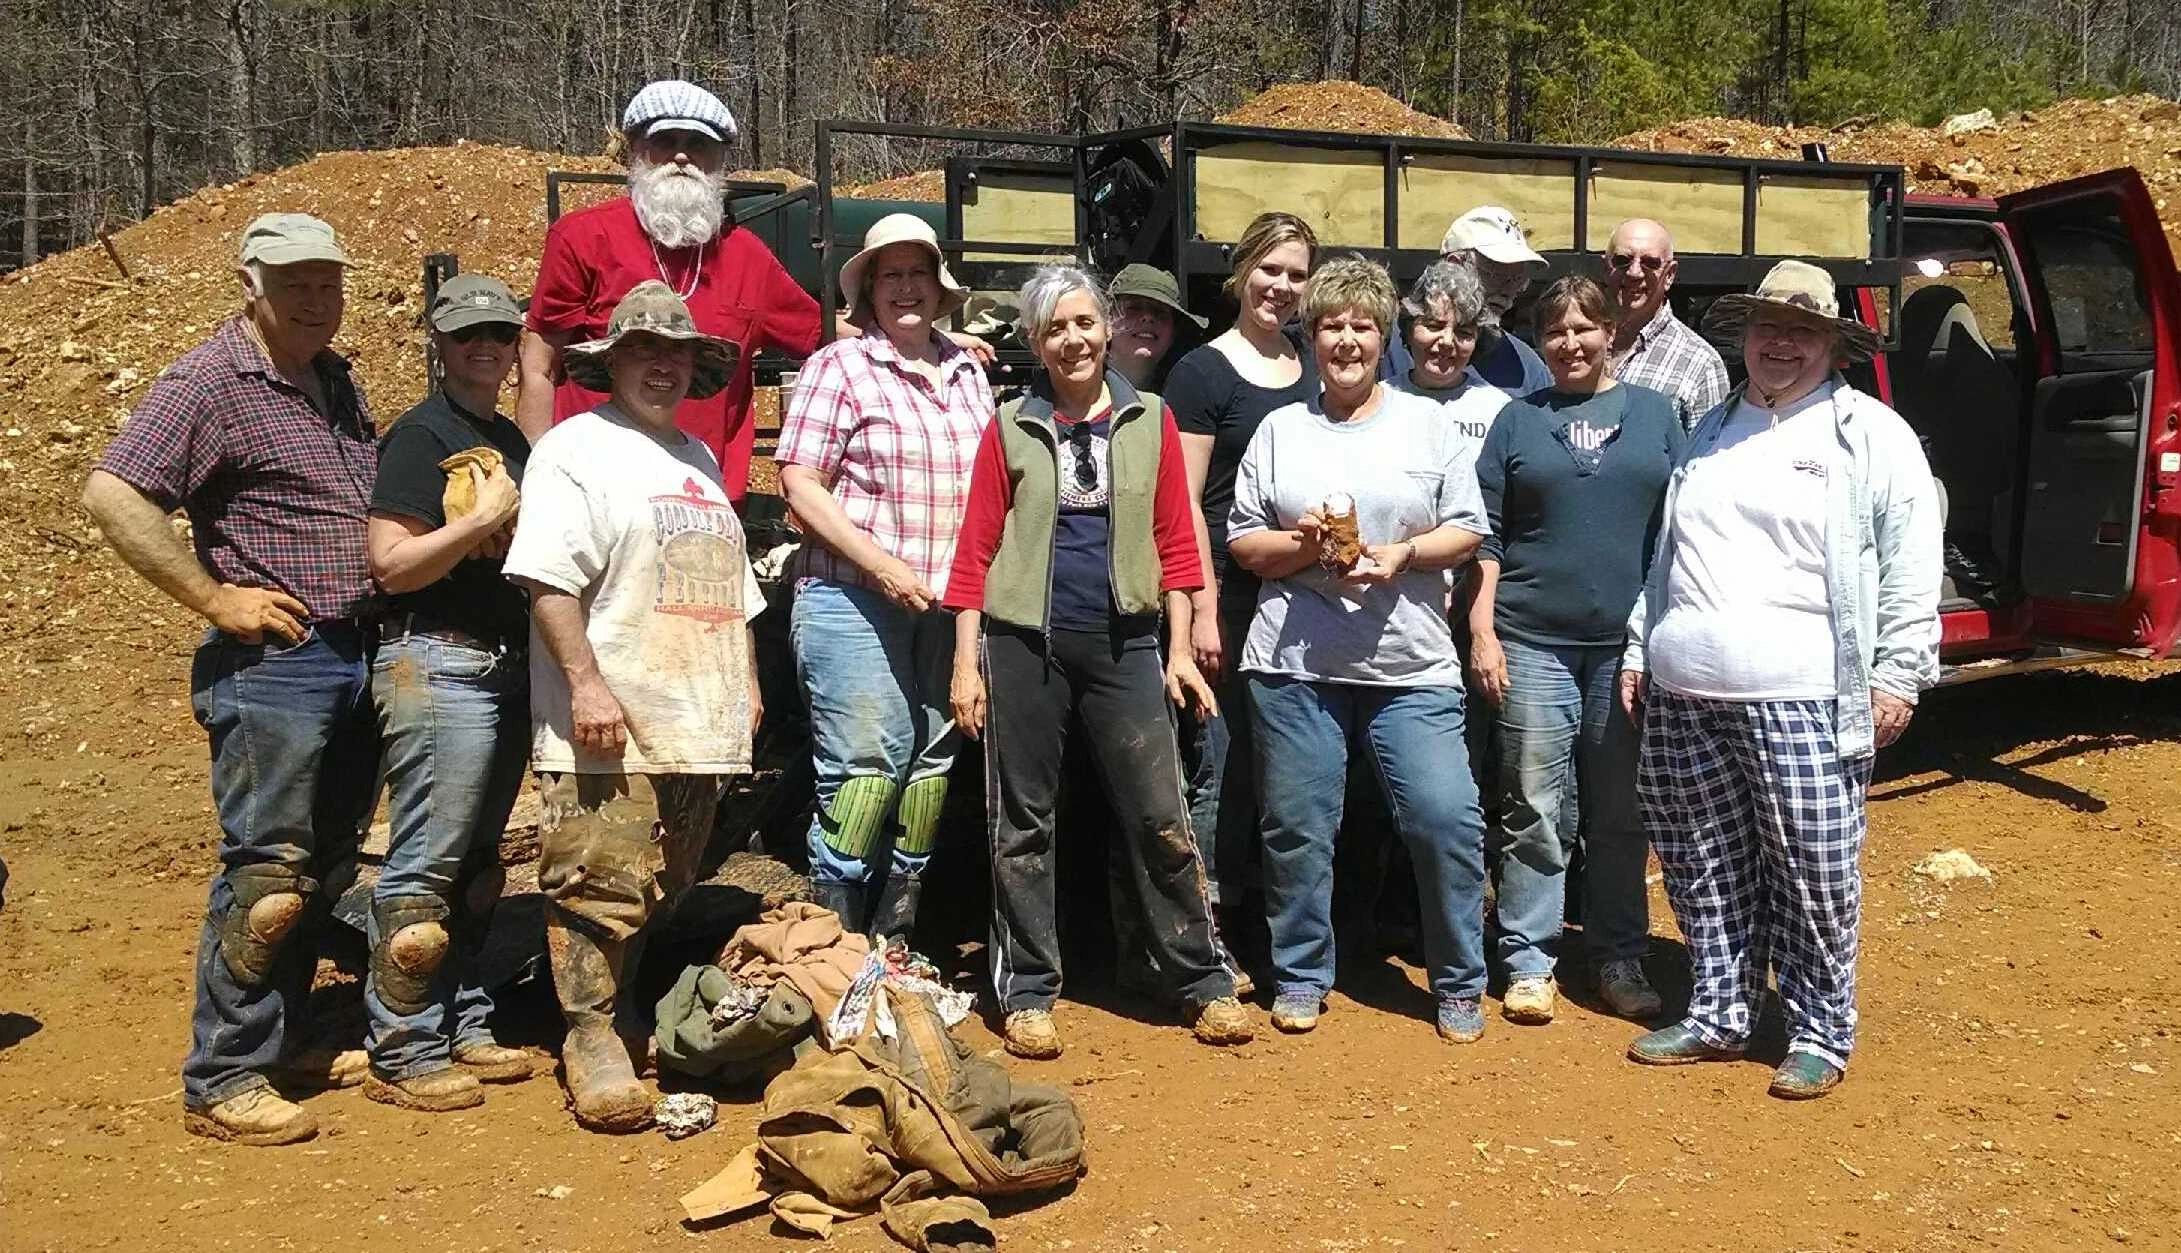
[182,1087,319,1146]
[1270,991,1324,1034]
[453,1041,537,1083]
[364,1067,485,1113]
[1598,959,1664,1020]
[1436,996,1486,1044]
[1189,996,1255,1046]
[1002,1009,1063,1060]
[1502,975,1557,1025]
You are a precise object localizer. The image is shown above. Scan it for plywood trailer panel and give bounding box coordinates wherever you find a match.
[1194,143,1387,247]
[1398,154,1578,251]
[1754,175,1873,260]
[959,170,1077,264]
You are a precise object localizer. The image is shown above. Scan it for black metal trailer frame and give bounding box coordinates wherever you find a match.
[807,115,1909,355]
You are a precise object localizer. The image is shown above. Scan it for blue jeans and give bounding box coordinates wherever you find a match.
[1249,675,1487,1004]
[1493,637,1648,976]
[365,634,530,1081]
[182,623,380,1109]
[1182,571,1261,906]
[790,579,960,887]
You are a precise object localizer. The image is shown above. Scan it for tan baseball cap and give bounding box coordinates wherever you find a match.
[1439,205,1546,271]
[238,213,352,267]
[429,274,523,332]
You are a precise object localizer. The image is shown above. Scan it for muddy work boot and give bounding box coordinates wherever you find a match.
[1002,1008,1063,1060]
[364,1067,484,1112]
[272,1045,369,1090]
[182,1087,319,1146]
[547,914,653,1133]
[867,874,923,945]
[453,1042,537,1083]
[1189,996,1255,1046]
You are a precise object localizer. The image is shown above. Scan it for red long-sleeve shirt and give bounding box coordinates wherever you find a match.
[942,402,1204,614]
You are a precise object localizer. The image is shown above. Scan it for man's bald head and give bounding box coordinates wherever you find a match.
[1605,217,1678,330]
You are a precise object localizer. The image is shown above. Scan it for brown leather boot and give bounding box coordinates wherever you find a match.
[546,909,653,1133]
[453,1041,537,1083]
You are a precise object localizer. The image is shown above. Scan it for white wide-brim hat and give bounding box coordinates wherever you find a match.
[838,214,971,325]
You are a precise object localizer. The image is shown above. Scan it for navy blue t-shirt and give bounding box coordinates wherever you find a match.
[1049,411,1155,633]
[1474,383,1685,648]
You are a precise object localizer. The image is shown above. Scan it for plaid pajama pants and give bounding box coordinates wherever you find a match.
[1637,691,1874,1070]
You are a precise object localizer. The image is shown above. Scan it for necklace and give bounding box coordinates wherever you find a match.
[648,235,706,300]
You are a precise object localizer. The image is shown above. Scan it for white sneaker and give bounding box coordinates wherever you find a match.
[1502,975,1556,1024]
[1598,959,1664,1020]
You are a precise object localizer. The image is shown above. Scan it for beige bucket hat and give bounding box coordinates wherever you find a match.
[562,280,739,399]
[1702,259,1883,361]
[838,213,971,324]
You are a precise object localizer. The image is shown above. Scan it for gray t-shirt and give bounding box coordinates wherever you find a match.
[1228,386,1489,687]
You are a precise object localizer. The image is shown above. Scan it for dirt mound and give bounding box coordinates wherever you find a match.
[1613,94,2181,257]
[1218,80,1468,140]
[840,168,947,202]
[0,144,805,737]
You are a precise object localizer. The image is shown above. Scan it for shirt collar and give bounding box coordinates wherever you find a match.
[861,327,975,383]
[1628,301,1679,352]
[217,315,353,384]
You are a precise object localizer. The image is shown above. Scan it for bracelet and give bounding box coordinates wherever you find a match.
[1398,540,1418,573]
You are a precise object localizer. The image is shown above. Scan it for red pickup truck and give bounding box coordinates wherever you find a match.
[1864,171,2181,680]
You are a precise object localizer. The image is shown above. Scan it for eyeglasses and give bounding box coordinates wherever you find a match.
[449,323,518,345]
[1064,420,1098,492]
[1606,253,1668,274]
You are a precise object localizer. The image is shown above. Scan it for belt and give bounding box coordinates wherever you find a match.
[379,613,520,655]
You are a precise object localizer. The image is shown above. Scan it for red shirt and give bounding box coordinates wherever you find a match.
[527,197,822,503]
[943,402,1203,614]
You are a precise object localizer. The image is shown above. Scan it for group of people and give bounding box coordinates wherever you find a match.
[82,77,1941,1149]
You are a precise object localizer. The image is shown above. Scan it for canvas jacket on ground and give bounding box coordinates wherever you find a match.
[1622,377,1943,759]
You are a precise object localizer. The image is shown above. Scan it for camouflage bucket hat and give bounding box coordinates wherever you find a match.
[1701,259,1882,362]
[563,279,739,399]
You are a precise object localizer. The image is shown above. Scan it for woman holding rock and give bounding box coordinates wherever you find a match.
[1225,256,1491,1044]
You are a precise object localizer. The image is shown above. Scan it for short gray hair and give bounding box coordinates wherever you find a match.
[1016,263,1111,337]
[1402,260,1486,327]
[1299,255,1397,336]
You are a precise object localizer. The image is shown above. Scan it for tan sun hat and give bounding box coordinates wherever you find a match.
[562,280,739,399]
[1702,259,1882,361]
[838,213,970,324]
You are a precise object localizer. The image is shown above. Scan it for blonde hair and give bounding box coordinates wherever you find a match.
[1300,255,1398,336]
[1223,212,1319,299]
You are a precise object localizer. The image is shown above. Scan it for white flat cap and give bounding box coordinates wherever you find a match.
[622,80,739,144]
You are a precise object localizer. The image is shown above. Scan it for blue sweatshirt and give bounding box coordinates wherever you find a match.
[1476,383,1684,648]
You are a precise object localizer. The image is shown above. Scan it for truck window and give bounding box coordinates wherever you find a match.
[2017,207,2154,358]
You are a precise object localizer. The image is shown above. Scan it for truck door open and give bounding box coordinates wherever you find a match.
[2000,170,2181,654]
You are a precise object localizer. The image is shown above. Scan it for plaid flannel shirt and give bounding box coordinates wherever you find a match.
[1611,303,1732,432]
[96,318,378,620]
[776,332,994,598]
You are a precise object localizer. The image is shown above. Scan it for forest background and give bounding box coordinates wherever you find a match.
[4,0,2179,270]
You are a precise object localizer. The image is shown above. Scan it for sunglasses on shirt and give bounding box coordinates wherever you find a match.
[1064,421,1098,492]
[449,323,520,345]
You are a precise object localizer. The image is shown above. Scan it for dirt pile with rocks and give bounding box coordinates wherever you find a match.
[1614,94,2181,258]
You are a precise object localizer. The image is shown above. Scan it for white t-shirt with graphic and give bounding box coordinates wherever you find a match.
[1649,385,1837,701]
[505,405,766,775]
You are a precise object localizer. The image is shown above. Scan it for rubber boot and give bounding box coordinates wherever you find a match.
[545,909,652,1133]
[810,878,868,934]
[867,874,923,945]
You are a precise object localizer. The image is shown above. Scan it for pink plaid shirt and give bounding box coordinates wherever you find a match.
[777,331,994,597]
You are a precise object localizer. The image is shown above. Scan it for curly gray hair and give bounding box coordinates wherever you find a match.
[1401,260,1486,328]
[1016,263,1113,339]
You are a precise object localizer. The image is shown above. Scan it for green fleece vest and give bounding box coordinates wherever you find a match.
[979,381,1165,631]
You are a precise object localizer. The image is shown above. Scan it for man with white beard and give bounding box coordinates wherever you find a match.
[518,80,823,506]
